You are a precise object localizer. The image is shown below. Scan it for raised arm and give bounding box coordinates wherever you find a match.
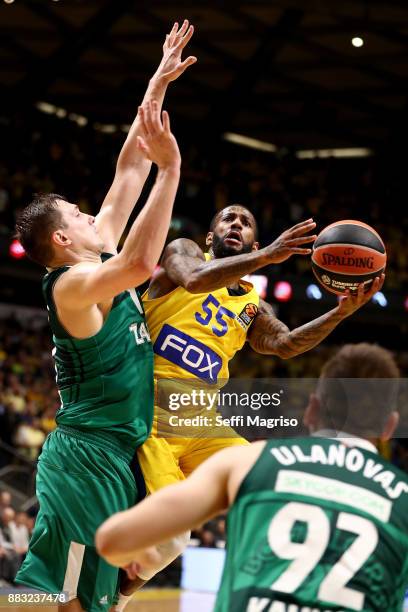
[95,20,196,252]
[248,276,384,358]
[151,219,317,296]
[95,445,242,568]
[55,102,180,309]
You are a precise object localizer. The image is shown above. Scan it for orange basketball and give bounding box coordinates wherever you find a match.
[311,220,386,295]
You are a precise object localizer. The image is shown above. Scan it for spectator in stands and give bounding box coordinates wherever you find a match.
[1,507,17,542]
[40,404,57,434]
[215,518,226,548]
[2,375,26,414]
[9,511,29,560]
[13,417,46,460]
[0,492,12,511]
[200,529,216,548]
[0,508,21,583]
[0,541,12,586]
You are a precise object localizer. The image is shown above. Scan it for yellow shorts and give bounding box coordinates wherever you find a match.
[138,410,249,494]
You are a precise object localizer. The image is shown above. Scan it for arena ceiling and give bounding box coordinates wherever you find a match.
[1,0,408,149]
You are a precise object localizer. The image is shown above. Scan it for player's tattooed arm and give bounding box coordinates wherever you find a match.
[149,237,271,298]
[249,276,384,358]
[149,219,317,298]
[148,238,206,298]
[248,298,345,358]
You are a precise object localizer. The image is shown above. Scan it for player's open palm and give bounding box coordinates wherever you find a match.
[157,20,197,83]
[265,219,317,264]
[337,274,385,318]
[137,100,180,169]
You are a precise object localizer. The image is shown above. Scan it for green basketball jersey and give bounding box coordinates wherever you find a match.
[216,437,408,612]
[42,253,154,455]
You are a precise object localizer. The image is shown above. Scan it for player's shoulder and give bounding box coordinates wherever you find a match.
[225,441,267,503]
[216,441,267,484]
[52,260,102,307]
[256,298,275,315]
[56,260,100,283]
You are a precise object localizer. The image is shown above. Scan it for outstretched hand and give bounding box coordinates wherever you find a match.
[265,219,317,264]
[136,100,180,170]
[336,274,385,318]
[155,20,197,84]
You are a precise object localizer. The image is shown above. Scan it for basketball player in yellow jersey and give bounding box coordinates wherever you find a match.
[139,204,383,481]
[112,205,384,597]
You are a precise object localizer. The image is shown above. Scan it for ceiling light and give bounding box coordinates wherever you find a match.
[352,37,364,48]
[68,113,88,127]
[296,148,372,159]
[223,132,277,153]
[94,123,117,134]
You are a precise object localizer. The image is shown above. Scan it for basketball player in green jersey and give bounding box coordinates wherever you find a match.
[13,21,196,612]
[97,343,408,612]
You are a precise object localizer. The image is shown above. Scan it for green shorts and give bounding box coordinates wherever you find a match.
[16,426,140,612]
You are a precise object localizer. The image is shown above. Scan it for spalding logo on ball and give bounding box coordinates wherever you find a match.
[311,220,386,295]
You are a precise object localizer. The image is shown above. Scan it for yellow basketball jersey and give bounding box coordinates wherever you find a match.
[143,256,259,384]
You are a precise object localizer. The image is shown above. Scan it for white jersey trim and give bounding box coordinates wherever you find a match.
[62,541,85,601]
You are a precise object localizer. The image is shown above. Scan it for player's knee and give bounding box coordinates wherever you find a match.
[137,531,190,581]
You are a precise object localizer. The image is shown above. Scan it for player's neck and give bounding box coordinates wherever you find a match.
[228,281,242,291]
[313,429,378,453]
[49,248,102,270]
[208,248,242,291]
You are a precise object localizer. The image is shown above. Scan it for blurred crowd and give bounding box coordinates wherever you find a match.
[0,490,33,586]
[0,110,407,291]
[191,517,226,550]
[0,317,58,463]
[205,147,407,290]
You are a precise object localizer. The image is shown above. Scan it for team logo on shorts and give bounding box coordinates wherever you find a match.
[237,303,258,329]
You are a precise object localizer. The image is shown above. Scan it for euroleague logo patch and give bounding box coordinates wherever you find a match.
[237,303,258,328]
